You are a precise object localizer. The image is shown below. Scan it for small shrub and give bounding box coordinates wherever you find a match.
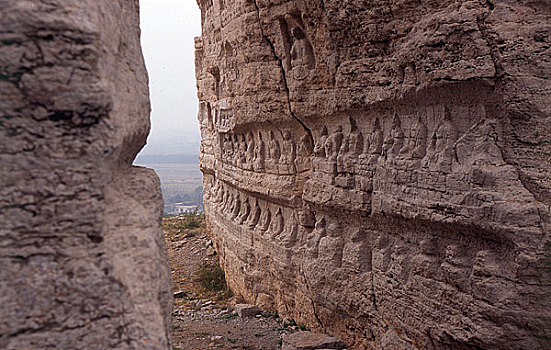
[176,215,203,230]
[217,312,238,320]
[195,264,227,292]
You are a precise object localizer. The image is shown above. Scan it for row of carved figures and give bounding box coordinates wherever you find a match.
[205,179,365,266]
[314,108,503,175]
[206,180,297,245]
[219,129,313,174]
[314,113,451,172]
[215,108,502,178]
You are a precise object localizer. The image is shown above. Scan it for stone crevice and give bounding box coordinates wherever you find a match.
[251,0,314,146]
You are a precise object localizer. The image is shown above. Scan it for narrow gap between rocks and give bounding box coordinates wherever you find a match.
[164,215,299,350]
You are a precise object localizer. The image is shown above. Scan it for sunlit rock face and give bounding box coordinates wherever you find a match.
[0,1,172,349]
[196,0,550,348]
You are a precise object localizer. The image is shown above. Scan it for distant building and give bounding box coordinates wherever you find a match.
[164,202,202,216]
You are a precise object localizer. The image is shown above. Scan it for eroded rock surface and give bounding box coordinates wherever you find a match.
[197,0,550,349]
[0,1,172,349]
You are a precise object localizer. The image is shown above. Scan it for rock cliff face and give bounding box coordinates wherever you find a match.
[0,1,172,349]
[196,0,551,348]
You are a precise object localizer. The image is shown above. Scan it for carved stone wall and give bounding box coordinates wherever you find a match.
[0,1,172,349]
[196,0,550,349]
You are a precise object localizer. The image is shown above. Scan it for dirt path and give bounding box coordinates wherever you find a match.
[164,215,292,350]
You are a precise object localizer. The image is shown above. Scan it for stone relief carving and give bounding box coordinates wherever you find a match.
[422,109,456,172]
[383,113,405,161]
[281,131,297,174]
[259,205,272,232]
[209,106,513,260]
[247,199,262,228]
[279,13,315,82]
[267,130,282,169]
[270,207,285,237]
[314,125,328,157]
[301,105,512,205]
[254,131,266,171]
[338,117,364,174]
[362,118,384,166]
[216,107,234,131]
[217,128,306,175]
[400,113,427,160]
[246,131,255,170]
[290,26,315,80]
[296,132,313,172]
[455,119,504,167]
[318,222,345,268]
[325,126,344,162]
[281,211,299,247]
[238,196,251,224]
[197,1,549,346]
[306,216,326,259]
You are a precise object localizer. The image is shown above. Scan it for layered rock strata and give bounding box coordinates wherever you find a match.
[196,0,551,348]
[0,1,172,349]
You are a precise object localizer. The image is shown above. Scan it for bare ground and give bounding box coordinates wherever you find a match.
[164,215,294,350]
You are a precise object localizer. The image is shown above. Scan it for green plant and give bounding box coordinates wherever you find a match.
[176,213,203,230]
[217,312,238,320]
[195,264,226,292]
[215,287,234,301]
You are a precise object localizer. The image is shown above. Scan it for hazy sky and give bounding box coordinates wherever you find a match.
[139,0,202,150]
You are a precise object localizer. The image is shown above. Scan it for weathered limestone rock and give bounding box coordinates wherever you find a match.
[235,303,261,318]
[282,331,345,350]
[196,0,550,349]
[0,1,172,349]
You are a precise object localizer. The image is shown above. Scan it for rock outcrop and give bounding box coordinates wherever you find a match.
[1,1,172,349]
[196,0,551,349]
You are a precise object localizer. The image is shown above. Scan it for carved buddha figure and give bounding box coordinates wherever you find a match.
[268,130,281,162]
[400,113,427,159]
[348,118,364,157]
[246,200,261,228]
[306,216,326,259]
[210,181,219,203]
[433,110,457,171]
[455,119,504,167]
[314,126,328,157]
[471,120,503,165]
[223,191,233,212]
[246,131,255,168]
[259,206,272,232]
[290,26,315,80]
[223,134,233,159]
[232,134,240,165]
[325,126,344,161]
[296,133,312,171]
[230,193,241,219]
[281,131,297,172]
[367,118,384,165]
[238,197,251,224]
[270,207,284,237]
[386,113,404,158]
[237,133,247,167]
[281,212,299,248]
[340,117,363,165]
[254,131,266,171]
